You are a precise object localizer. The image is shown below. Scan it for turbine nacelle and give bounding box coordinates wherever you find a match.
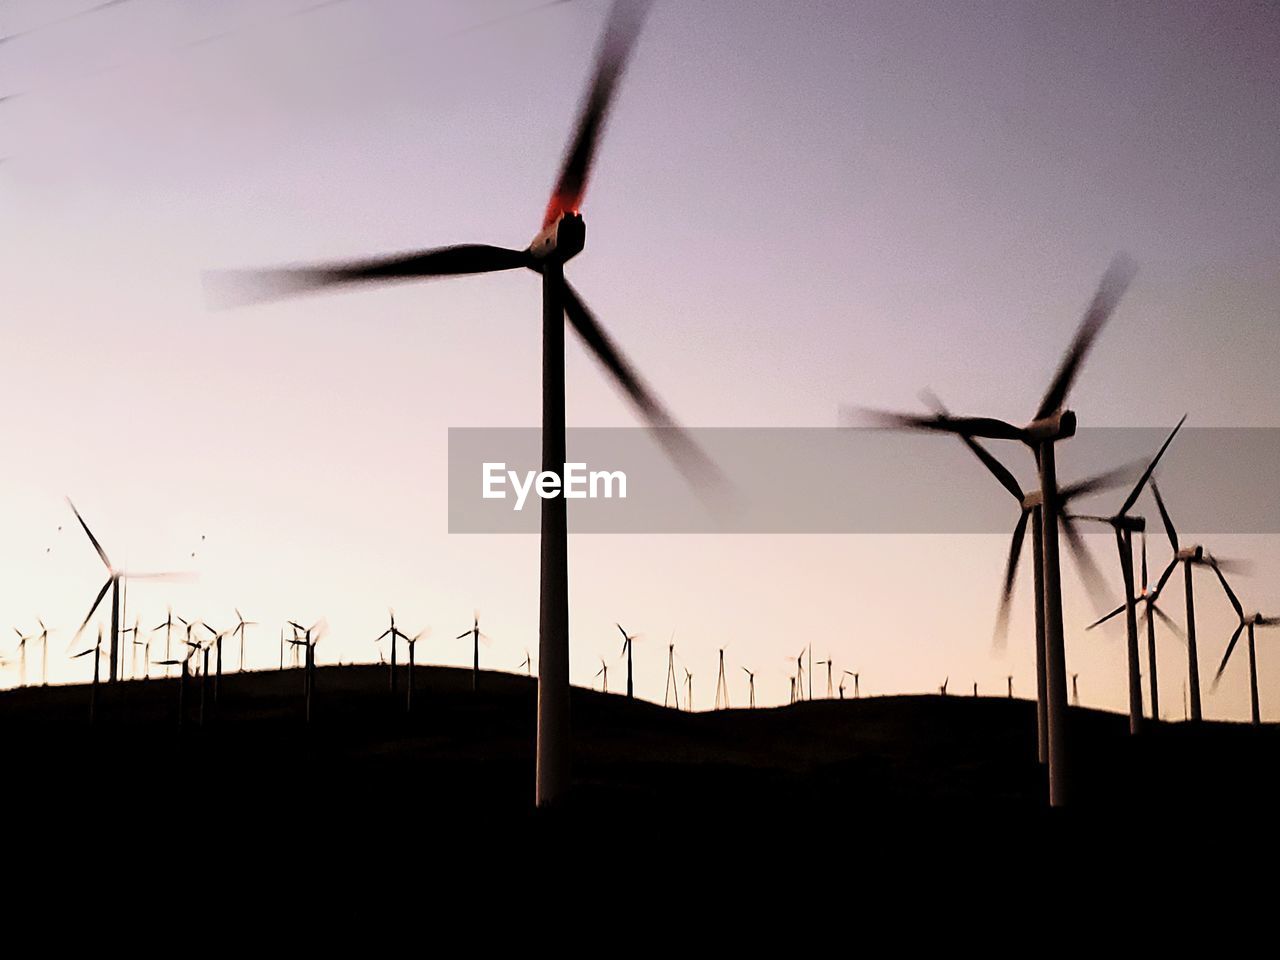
[1023,409,1076,443]
[529,213,585,264]
[1176,545,1205,562]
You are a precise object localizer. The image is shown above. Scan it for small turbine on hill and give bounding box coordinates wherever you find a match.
[232,609,256,672]
[616,623,639,698]
[595,658,608,693]
[714,647,729,709]
[742,667,755,708]
[664,638,679,709]
[457,613,491,693]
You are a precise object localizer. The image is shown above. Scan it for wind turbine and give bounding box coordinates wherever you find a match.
[792,650,807,703]
[1088,530,1185,722]
[940,677,949,697]
[376,610,408,697]
[595,658,608,693]
[205,0,716,808]
[741,667,755,708]
[405,628,429,713]
[288,620,325,724]
[664,639,679,709]
[815,656,834,698]
[155,609,178,678]
[31,620,50,686]
[1007,676,1014,698]
[70,628,107,725]
[917,389,1131,763]
[1068,416,1186,733]
[1147,481,1249,721]
[1071,674,1080,705]
[203,623,229,704]
[616,623,638,698]
[520,650,532,676]
[456,613,491,693]
[232,609,257,672]
[840,670,854,700]
[851,256,1137,807]
[12,627,30,686]
[1209,562,1273,725]
[154,641,199,728]
[683,669,693,712]
[714,647,729,709]
[122,616,144,680]
[67,498,184,683]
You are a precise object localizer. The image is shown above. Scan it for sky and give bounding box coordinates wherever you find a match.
[1,0,1279,718]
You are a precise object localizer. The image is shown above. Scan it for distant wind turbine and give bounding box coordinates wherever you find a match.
[595,658,608,693]
[233,609,257,672]
[741,667,755,708]
[616,623,638,698]
[714,647,729,709]
[456,612,491,693]
[1210,562,1274,725]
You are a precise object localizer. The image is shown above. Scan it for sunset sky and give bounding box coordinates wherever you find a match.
[2,0,1278,718]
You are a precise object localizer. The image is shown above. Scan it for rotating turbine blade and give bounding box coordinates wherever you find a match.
[1118,415,1187,516]
[1087,600,1128,631]
[1214,623,1246,686]
[1151,481,1178,552]
[920,389,1023,500]
[1058,461,1141,503]
[1060,515,1111,610]
[543,0,655,227]
[1153,557,1179,596]
[1150,604,1186,642]
[562,280,725,491]
[74,578,113,642]
[845,407,1026,442]
[205,245,532,308]
[1140,531,1148,592]
[993,508,1031,647]
[1209,560,1244,620]
[66,497,111,570]
[1035,254,1138,420]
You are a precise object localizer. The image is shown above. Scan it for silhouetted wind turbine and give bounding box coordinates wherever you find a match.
[1007,676,1014,698]
[12,627,30,686]
[232,609,256,672]
[206,0,717,808]
[376,610,409,696]
[616,623,638,698]
[1147,481,1250,721]
[202,623,229,704]
[520,650,532,676]
[67,498,184,683]
[664,639,679,708]
[122,616,144,680]
[917,389,1130,763]
[595,658,608,693]
[793,650,807,703]
[155,609,177,678]
[288,620,325,724]
[1069,416,1185,733]
[815,656,834,698]
[154,642,199,728]
[852,256,1137,807]
[742,667,755,708]
[1071,673,1080,705]
[1209,561,1273,725]
[456,612,491,693]
[840,670,854,700]
[70,628,106,724]
[405,628,429,713]
[714,647,729,709]
[31,620,50,685]
[1088,530,1185,721]
[683,669,693,712]
[940,677,949,697]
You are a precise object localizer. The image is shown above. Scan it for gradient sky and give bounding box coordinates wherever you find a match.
[2,0,1279,718]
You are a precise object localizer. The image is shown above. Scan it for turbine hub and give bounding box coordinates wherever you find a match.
[529,212,585,263]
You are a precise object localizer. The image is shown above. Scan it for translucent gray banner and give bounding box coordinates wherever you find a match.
[447,428,1280,534]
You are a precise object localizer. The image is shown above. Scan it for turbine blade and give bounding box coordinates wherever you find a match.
[205,245,531,308]
[993,508,1030,647]
[1209,559,1244,620]
[1087,601,1128,630]
[844,407,1026,442]
[1153,557,1179,596]
[1150,604,1186,642]
[562,279,725,492]
[1151,480,1179,552]
[1140,530,1148,592]
[1060,515,1111,611]
[1214,623,1246,686]
[74,579,113,641]
[1118,415,1186,516]
[1035,254,1137,419]
[919,388,1024,500]
[66,497,111,569]
[543,0,654,227]
[1058,461,1141,503]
